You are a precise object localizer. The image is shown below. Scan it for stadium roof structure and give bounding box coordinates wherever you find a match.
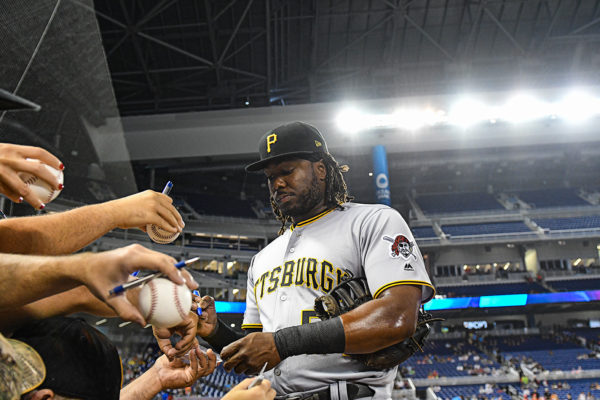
[93,0,600,116]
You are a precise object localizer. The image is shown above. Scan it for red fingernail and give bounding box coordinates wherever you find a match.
[58,184,64,190]
[59,163,64,170]
[39,204,45,210]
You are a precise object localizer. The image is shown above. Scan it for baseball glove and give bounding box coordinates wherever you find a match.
[314,272,443,370]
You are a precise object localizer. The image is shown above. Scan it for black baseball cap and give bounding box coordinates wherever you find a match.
[245,121,329,171]
[12,316,122,400]
[0,333,46,400]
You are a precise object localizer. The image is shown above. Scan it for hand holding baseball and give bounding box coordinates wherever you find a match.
[153,312,199,360]
[103,190,184,234]
[0,143,63,209]
[81,244,197,326]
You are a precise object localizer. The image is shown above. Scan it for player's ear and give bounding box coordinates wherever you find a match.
[314,160,326,181]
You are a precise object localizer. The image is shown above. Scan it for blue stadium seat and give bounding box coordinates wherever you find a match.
[442,221,531,236]
[437,282,547,297]
[433,384,511,400]
[535,215,600,231]
[548,278,600,291]
[411,226,437,238]
[399,339,500,379]
[516,188,590,208]
[416,192,504,214]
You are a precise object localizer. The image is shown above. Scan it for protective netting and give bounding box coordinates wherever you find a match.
[0,0,137,212]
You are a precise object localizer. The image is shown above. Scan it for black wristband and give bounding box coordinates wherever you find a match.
[273,317,345,360]
[203,319,243,353]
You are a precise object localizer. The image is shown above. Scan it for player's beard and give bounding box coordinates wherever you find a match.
[278,169,323,220]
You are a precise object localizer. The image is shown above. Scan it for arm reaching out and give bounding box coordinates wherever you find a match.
[0,190,185,255]
[0,244,197,326]
[120,346,217,400]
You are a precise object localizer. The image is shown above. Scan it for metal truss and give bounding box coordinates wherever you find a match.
[83,0,600,115]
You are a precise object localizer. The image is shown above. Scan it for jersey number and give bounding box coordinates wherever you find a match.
[301,310,318,325]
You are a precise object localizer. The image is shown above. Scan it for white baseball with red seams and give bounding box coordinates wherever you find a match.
[17,159,63,203]
[137,277,192,328]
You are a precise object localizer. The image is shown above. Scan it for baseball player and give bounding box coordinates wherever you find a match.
[195,122,434,399]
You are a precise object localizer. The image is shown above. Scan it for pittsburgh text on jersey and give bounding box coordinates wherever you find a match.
[255,257,347,299]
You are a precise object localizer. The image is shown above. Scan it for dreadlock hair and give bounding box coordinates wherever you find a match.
[271,152,353,235]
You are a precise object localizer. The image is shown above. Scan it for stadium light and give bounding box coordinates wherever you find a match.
[335,108,368,133]
[499,94,549,123]
[397,107,446,130]
[335,88,600,134]
[393,108,426,131]
[447,98,487,128]
[557,90,600,123]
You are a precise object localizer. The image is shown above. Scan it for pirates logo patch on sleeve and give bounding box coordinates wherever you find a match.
[383,234,416,260]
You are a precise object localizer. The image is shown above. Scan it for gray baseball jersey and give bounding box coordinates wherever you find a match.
[242,202,434,398]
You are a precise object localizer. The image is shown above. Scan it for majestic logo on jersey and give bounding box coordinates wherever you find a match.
[254,257,345,300]
[404,263,414,271]
[383,234,415,260]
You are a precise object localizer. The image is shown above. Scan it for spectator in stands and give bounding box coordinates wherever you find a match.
[587,392,596,400]
[531,392,538,400]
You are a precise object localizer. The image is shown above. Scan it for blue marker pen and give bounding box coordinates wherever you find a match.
[110,257,199,296]
[193,290,202,316]
[162,181,173,195]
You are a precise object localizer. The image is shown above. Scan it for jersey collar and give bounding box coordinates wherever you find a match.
[290,207,336,231]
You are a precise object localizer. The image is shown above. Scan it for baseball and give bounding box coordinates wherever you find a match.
[137,277,192,328]
[18,159,63,204]
[146,224,180,244]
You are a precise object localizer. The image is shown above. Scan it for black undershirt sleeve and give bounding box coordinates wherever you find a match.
[202,318,244,353]
[273,317,346,359]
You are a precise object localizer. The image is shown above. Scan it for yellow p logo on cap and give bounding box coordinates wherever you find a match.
[267,134,277,153]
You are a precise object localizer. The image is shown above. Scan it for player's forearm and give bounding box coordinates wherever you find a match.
[0,252,92,309]
[0,202,117,255]
[341,286,421,354]
[272,286,421,359]
[120,366,163,400]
